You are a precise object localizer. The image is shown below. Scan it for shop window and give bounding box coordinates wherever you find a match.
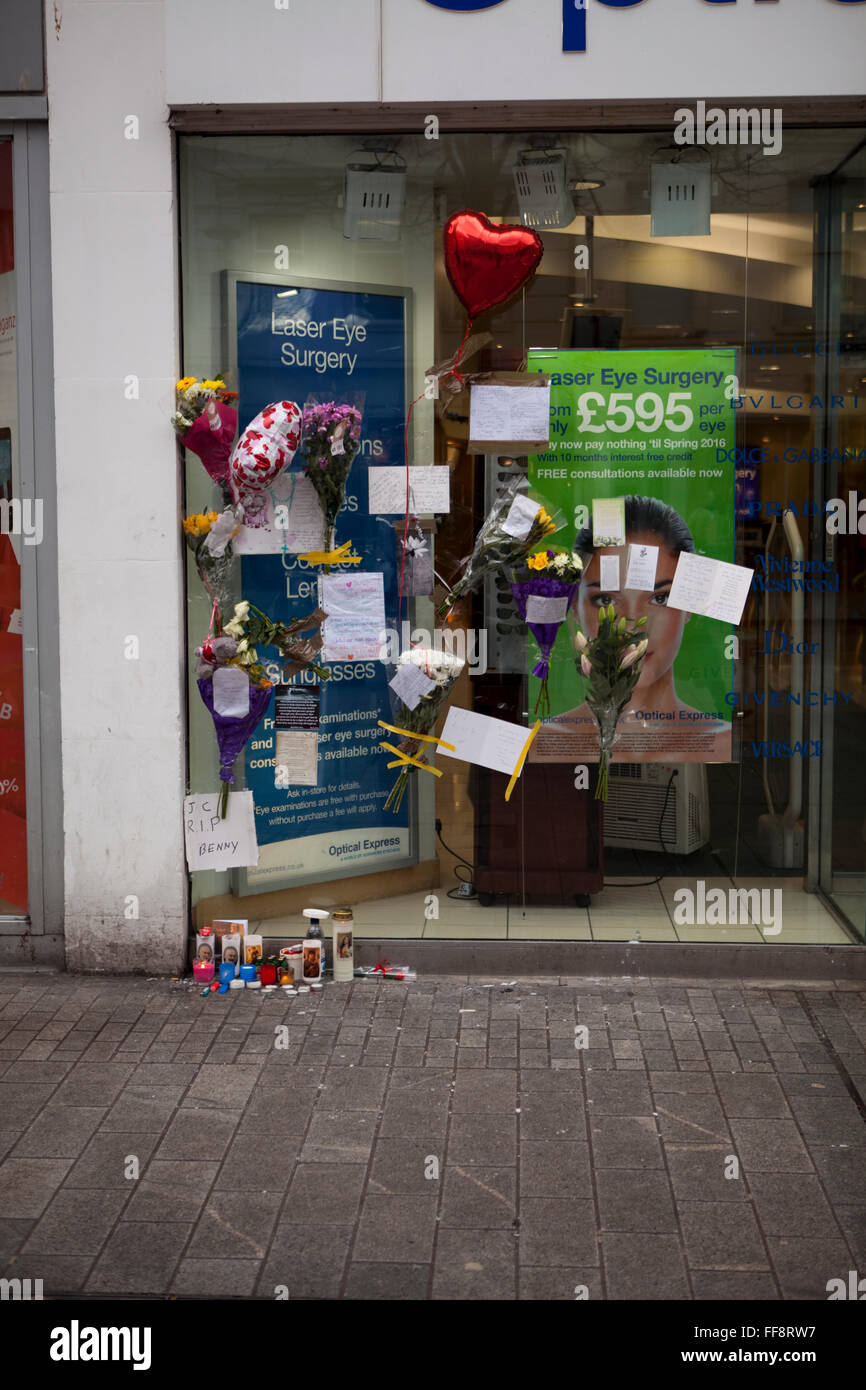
[178,127,865,948]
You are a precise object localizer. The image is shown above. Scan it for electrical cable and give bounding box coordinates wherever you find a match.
[435,817,477,900]
[602,767,679,888]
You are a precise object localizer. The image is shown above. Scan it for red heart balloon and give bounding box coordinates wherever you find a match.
[443,210,544,320]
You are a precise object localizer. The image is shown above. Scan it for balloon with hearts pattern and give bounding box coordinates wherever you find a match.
[229,400,302,513]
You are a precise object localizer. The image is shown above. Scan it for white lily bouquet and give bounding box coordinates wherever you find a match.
[381,647,465,814]
[575,603,648,801]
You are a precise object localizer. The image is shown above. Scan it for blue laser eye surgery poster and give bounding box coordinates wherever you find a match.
[232,276,412,891]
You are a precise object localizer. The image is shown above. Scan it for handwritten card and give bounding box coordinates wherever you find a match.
[213,665,250,719]
[184,791,258,872]
[234,472,324,555]
[599,554,620,592]
[468,383,551,451]
[667,552,754,625]
[592,497,626,548]
[439,707,533,778]
[625,543,659,592]
[389,662,436,711]
[525,594,570,623]
[320,572,386,661]
[502,493,542,540]
[368,467,450,516]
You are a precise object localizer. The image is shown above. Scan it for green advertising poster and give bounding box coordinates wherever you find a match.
[526,348,737,765]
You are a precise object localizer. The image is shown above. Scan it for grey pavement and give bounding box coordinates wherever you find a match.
[0,969,864,1300]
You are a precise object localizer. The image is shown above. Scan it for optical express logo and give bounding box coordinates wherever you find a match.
[425,0,865,53]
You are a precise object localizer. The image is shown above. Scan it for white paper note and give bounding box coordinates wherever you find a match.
[501,493,542,540]
[184,790,259,872]
[275,730,318,787]
[7,609,21,635]
[592,497,626,547]
[234,472,324,555]
[525,594,570,623]
[389,662,436,711]
[212,665,250,718]
[625,543,659,592]
[599,555,620,592]
[439,707,532,777]
[469,384,551,443]
[320,572,386,661]
[368,467,451,516]
[667,552,754,625]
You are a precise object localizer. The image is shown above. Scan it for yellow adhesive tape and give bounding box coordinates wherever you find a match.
[298,540,362,566]
[381,743,444,776]
[377,720,456,751]
[504,720,541,802]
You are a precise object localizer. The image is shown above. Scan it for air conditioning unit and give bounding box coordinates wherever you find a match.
[604,762,710,856]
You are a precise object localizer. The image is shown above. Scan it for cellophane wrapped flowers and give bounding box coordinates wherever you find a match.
[576,603,648,801]
[224,600,332,684]
[383,647,465,814]
[183,508,240,608]
[172,377,237,436]
[195,625,273,819]
[173,377,239,489]
[509,548,583,717]
[437,477,561,618]
[300,401,363,553]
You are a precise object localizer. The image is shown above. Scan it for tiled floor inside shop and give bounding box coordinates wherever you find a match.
[249,880,856,946]
[0,970,864,1299]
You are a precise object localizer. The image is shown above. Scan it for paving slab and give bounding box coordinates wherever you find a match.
[0,969,862,1300]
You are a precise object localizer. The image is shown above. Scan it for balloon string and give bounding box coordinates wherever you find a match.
[399,388,429,619]
[207,597,221,639]
[450,316,475,390]
[397,314,475,621]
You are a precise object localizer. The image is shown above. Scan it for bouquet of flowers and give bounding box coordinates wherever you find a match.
[183,508,240,606]
[437,477,561,618]
[172,376,238,487]
[223,600,331,684]
[382,647,465,814]
[195,626,273,819]
[575,603,648,801]
[300,400,363,557]
[509,548,583,717]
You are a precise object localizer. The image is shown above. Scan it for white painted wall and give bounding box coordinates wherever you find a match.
[166,0,866,105]
[46,0,186,971]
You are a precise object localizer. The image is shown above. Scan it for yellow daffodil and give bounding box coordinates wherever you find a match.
[200,378,226,391]
[176,376,197,392]
[528,552,549,571]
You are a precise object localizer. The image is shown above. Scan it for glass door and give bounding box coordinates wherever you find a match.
[813,141,866,941]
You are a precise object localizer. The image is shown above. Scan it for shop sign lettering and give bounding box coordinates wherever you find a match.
[425,0,865,54]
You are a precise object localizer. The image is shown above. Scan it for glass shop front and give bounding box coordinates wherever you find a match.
[178,121,866,956]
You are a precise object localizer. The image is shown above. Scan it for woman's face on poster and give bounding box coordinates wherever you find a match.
[575,530,689,688]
